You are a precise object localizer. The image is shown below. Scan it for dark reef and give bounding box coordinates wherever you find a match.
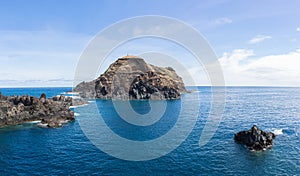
[234,125,276,151]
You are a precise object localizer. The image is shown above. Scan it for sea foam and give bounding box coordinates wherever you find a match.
[273,129,283,135]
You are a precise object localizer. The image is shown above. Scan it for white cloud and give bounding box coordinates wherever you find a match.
[213,17,232,25]
[219,49,300,86]
[248,35,272,44]
[219,49,254,67]
[297,27,300,32]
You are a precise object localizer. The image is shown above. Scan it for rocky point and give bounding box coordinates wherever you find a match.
[0,93,87,128]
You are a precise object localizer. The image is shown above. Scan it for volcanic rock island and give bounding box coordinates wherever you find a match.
[74,55,187,100]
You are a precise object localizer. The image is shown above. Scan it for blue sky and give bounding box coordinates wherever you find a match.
[0,0,300,87]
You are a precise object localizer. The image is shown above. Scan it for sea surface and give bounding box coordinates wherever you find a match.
[0,87,299,175]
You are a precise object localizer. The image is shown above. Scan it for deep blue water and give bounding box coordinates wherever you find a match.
[0,87,299,175]
[0,87,71,98]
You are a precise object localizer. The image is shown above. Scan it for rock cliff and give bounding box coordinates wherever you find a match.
[74,56,187,100]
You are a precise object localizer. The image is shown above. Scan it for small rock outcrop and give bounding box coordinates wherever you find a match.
[74,55,187,100]
[234,125,276,151]
[0,93,87,128]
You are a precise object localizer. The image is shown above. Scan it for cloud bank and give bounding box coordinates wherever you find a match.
[219,49,300,86]
[248,35,272,44]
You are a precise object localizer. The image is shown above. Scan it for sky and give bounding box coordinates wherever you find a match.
[0,0,300,87]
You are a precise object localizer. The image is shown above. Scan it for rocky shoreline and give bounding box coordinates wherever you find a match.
[0,92,87,128]
[234,125,276,151]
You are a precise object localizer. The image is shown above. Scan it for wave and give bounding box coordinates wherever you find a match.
[25,120,42,124]
[69,104,88,109]
[69,96,81,99]
[74,113,80,116]
[61,91,80,95]
[60,92,81,99]
[271,128,297,136]
[36,123,48,128]
[273,129,283,135]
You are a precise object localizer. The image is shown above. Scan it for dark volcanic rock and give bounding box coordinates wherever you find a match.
[74,55,187,100]
[234,125,276,151]
[0,93,87,128]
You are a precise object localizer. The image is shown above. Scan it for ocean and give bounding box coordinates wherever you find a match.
[0,87,299,175]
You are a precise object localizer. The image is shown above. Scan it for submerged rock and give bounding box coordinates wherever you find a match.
[234,125,276,151]
[0,93,87,128]
[74,55,187,100]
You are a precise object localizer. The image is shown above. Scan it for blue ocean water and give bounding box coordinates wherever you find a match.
[0,87,71,98]
[0,87,299,175]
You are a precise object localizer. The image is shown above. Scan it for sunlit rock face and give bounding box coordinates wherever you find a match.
[74,56,187,100]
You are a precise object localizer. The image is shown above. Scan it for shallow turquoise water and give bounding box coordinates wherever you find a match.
[0,87,299,175]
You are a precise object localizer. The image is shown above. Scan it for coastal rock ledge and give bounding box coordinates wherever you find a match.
[74,55,187,100]
[234,125,276,151]
[0,93,86,128]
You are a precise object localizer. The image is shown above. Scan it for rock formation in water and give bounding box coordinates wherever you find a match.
[74,55,187,100]
[0,93,86,128]
[234,125,276,151]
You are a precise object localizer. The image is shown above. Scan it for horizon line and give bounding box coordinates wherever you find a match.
[1,85,300,88]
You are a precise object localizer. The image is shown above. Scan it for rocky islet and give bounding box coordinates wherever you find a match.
[74,56,187,100]
[234,125,276,151]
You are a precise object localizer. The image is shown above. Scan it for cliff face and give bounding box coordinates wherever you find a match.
[74,56,186,100]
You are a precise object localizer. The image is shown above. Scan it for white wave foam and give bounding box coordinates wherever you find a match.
[74,113,80,116]
[26,120,42,124]
[36,123,48,128]
[69,104,88,109]
[62,92,79,95]
[273,129,283,135]
[69,96,81,99]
